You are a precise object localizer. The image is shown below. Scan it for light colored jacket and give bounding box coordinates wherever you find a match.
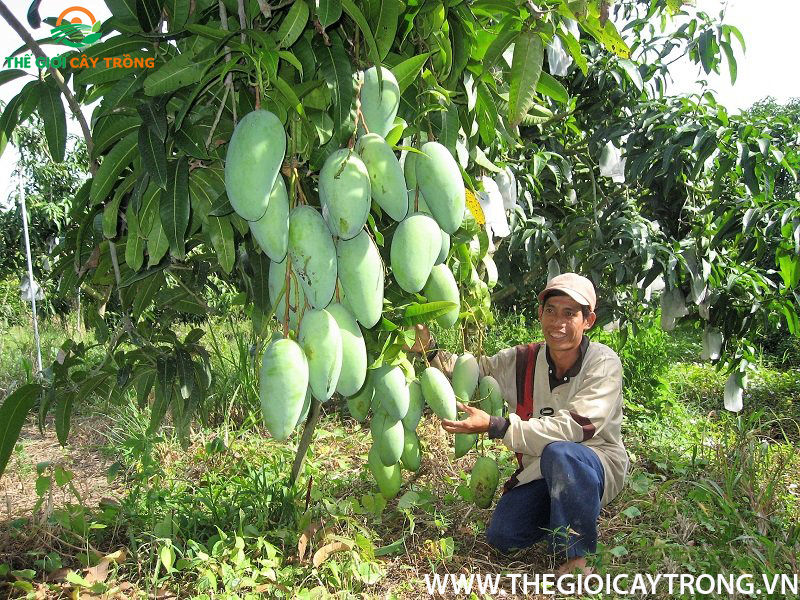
[436,341,628,506]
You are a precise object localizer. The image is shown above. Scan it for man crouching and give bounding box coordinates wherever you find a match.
[422,273,628,575]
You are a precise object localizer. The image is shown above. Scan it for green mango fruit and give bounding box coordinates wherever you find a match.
[390,213,440,293]
[225,109,286,221]
[336,229,384,328]
[368,445,402,500]
[259,338,308,441]
[360,66,400,138]
[347,372,373,422]
[327,303,367,396]
[436,230,450,265]
[268,257,305,330]
[416,141,465,234]
[298,309,342,401]
[402,380,424,430]
[454,431,477,459]
[296,389,311,427]
[319,149,371,239]
[372,365,410,420]
[371,410,405,466]
[356,133,408,221]
[452,353,479,402]
[249,174,289,262]
[470,456,500,509]
[478,376,503,417]
[401,428,421,472]
[420,367,456,420]
[288,206,337,309]
[422,264,460,328]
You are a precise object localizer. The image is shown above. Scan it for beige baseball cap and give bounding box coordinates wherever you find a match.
[538,273,597,312]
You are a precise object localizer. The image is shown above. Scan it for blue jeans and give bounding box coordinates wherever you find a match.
[486,441,605,559]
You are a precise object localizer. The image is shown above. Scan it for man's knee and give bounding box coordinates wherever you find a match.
[486,519,513,552]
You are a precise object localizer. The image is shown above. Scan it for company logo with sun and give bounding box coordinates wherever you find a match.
[50,6,103,48]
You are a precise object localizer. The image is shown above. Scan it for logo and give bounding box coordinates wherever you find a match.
[539,407,554,416]
[50,6,103,48]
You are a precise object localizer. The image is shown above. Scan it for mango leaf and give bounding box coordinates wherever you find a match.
[276,0,310,48]
[318,40,353,144]
[38,84,66,163]
[536,71,568,103]
[373,0,403,60]
[165,0,190,30]
[138,101,168,141]
[400,301,459,326]
[138,124,167,190]
[0,69,29,87]
[316,0,342,28]
[482,19,517,73]
[91,132,138,206]
[206,215,235,274]
[132,270,165,317]
[93,116,141,160]
[160,158,190,260]
[0,384,42,479]
[125,205,145,271]
[341,0,380,65]
[149,356,175,434]
[249,249,271,314]
[391,53,430,95]
[508,31,543,127]
[617,59,643,92]
[106,0,139,30]
[136,0,162,31]
[144,52,211,96]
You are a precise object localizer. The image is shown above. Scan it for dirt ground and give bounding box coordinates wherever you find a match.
[0,416,121,561]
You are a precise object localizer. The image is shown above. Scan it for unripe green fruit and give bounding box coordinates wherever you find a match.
[478,376,503,417]
[470,456,500,509]
[420,367,457,421]
[402,380,424,430]
[336,230,384,328]
[401,428,421,472]
[356,133,408,221]
[435,230,450,265]
[360,67,400,139]
[298,309,342,401]
[347,373,373,422]
[422,264,460,328]
[452,353,479,402]
[368,445,401,499]
[454,431,477,459]
[259,338,308,441]
[249,174,289,262]
[319,149,371,240]
[390,213,440,293]
[371,410,405,466]
[225,109,286,221]
[327,303,367,396]
[416,141,465,234]
[268,257,305,330]
[288,206,337,309]
[372,365,410,421]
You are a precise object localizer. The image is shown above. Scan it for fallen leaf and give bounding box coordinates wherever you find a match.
[298,520,324,561]
[312,541,350,568]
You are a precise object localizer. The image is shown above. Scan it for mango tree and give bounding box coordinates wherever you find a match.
[0,0,699,491]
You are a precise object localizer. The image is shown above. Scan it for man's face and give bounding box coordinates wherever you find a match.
[538,294,596,352]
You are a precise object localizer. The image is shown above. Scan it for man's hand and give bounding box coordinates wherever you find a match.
[404,324,434,354]
[441,402,491,434]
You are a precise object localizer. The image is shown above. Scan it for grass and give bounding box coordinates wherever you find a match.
[1,310,799,598]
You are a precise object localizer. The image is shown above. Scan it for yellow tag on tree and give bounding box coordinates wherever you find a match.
[465,189,485,225]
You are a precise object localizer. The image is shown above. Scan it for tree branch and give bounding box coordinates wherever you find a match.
[0,0,96,172]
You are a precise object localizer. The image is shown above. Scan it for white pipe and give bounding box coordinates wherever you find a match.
[18,168,42,374]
